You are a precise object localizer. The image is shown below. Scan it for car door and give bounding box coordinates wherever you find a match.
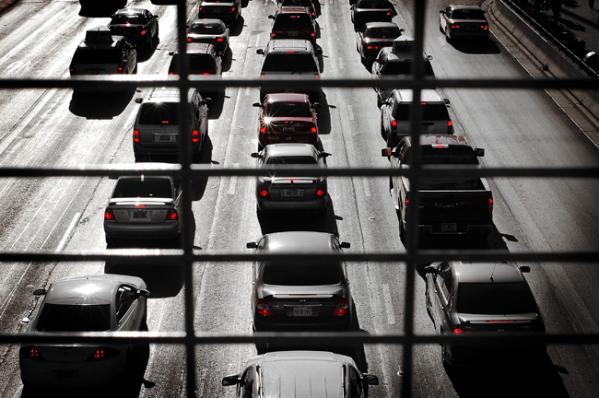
[434,263,452,333]
[116,285,139,331]
[346,364,366,397]
[238,366,258,398]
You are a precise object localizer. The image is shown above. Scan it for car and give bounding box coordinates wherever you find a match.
[69,27,137,86]
[222,351,379,397]
[19,274,150,390]
[247,231,353,340]
[356,22,403,60]
[278,0,320,18]
[108,8,159,50]
[132,88,209,162]
[350,0,396,29]
[80,0,126,12]
[424,261,545,367]
[198,0,242,24]
[103,175,182,246]
[251,144,329,212]
[168,43,223,100]
[186,18,229,54]
[382,135,493,242]
[257,39,320,101]
[268,6,318,47]
[253,93,320,150]
[439,4,489,41]
[380,89,452,146]
[372,47,434,105]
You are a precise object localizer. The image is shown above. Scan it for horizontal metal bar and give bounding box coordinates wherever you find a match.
[2,331,599,345]
[0,77,596,90]
[0,250,596,263]
[0,165,597,178]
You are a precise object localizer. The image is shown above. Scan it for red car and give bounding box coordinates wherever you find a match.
[253,93,320,150]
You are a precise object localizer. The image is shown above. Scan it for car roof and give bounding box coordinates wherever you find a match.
[404,134,469,147]
[116,175,173,183]
[191,18,226,26]
[45,274,145,306]
[268,39,313,52]
[364,21,399,29]
[263,143,319,159]
[264,231,337,253]
[449,4,483,11]
[392,89,444,103]
[453,262,525,284]
[113,7,146,16]
[264,93,310,104]
[145,87,197,102]
[278,5,310,13]
[81,27,122,49]
[173,42,216,55]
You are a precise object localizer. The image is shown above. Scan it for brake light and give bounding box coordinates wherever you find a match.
[488,196,494,213]
[24,346,40,359]
[259,126,267,134]
[452,327,463,335]
[186,37,192,43]
[140,29,148,36]
[216,37,224,43]
[104,209,114,220]
[256,299,272,317]
[404,197,410,207]
[199,6,205,12]
[229,6,236,12]
[258,188,269,198]
[167,210,178,220]
[311,12,316,16]
[133,129,140,143]
[92,348,105,360]
[192,129,200,143]
[310,126,317,134]
[315,187,326,198]
[447,120,454,132]
[116,66,125,73]
[134,204,146,209]
[386,10,392,16]
[334,297,349,317]
[391,119,397,128]
[271,32,276,38]
[88,347,119,361]
[161,120,170,125]
[310,32,316,38]
[451,24,460,29]
[480,24,489,31]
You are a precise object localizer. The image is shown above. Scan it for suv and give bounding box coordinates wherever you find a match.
[168,43,223,100]
[69,27,137,86]
[132,88,209,162]
[269,6,318,46]
[108,8,159,50]
[380,89,453,146]
[257,39,320,101]
[198,0,242,24]
[424,261,545,367]
[247,232,353,341]
[222,351,379,397]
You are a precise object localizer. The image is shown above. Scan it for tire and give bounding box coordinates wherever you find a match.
[399,221,406,244]
[134,152,148,162]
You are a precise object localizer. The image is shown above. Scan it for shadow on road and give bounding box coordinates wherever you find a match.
[229,16,245,37]
[69,90,135,119]
[79,1,124,17]
[449,39,501,54]
[316,91,333,135]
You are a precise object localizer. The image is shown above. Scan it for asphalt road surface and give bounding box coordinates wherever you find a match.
[0,0,598,397]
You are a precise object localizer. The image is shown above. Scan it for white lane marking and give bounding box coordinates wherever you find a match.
[55,212,81,252]
[244,86,252,96]
[382,283,396,325]
[197,368,209,397]
[227,164,239,195]
[347,104,355,121]
[254,33,261,48]
[362,178,372,197]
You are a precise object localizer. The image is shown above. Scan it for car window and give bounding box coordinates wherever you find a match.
[451,9,485,19]
[381,60,434,76]
[114,178,173,198]
[417,177,483,190]
[116,285,136,322]
[457,282,538,314]
[266,102,312,117]
[347,366,364,397]
[169,55,217,75]
[139,102,180,125]
[262,53,318,73]
[393,103,449,120]
[73,48,122,64]
[110,14,146,25]
[266,156,317,164]
[366,27,401,39]
[420,147,479,165]
[273,14,313,30]
[36,304,111,331]
[190,23,225,34]
[356,0,391,8]
[262,262,343,285]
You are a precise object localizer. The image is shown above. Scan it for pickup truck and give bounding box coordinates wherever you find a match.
[382,134,493,242]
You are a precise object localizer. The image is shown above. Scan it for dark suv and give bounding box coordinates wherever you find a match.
[269,6,318,46]
[168,43,223,100]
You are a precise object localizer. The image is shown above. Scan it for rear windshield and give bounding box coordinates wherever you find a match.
[266,102,312,117]
[451,9,485,19]
[72,48,121,64]
[262,263,342,285]
[366,27,401,38]
[169,55,216,74]
[114,178,173,198]
[381,60,434,76]
[189,22,225,34]
[281,0,312,7]
[273,15,313,30]
[139,102,179,125]
[262,53,318,73]
[393,103,449,120]
[36,304,111,332]
[266,156,317,164]
[110,14,146,25]
[457,283,537,314]
[356,0,391,8]
[404,147,479,165]
[418,177,483,190]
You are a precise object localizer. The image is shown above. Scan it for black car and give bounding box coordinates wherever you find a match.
[424,261,545,367]
[168,43,223,100]
[198,0,242,24]
[108,8,159,49]
[356,21,403,60]
[186,18,229,54]
[350,0,396,29]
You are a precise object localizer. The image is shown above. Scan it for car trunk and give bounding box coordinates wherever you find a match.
[261,177,323,201]
[457,313,542,332]
[109,198,175,223]
[261,284,344,320]
[264,118,317,144]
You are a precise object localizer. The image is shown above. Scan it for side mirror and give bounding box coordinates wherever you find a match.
[381,147,394,157]
[135,98,143,104]
[363,374,379,385]
[474,148,485,157]
[256,48,265,55]
[168,51,175,56]
[268,15,275,19]
[443,98,450,105]
[137,288,151,297]
[222,375,240,386]
[440,9,445,14]
[21,317,30,324]
[426,54,433,61]
[246,241,258,249]
[33,288,47,296]
[252,102,262,108]
[399,28,405,35]
[340,241,350,249]
[250,152,261,158]
[519,265,531,273]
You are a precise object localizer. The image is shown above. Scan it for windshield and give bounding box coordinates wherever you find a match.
[381,60,434,76]
[266,102,312,117]
[190,23,225,34]
[114,178,173,198]
[266,156,317,164]
[273,15,313,31]
[451,9,485,19]
[110,14,146,25]
[169,55,216,75]
[36,304,111,332]
[281,0,312,8]
[262,263,342,285]
[404,147,479,165]
[72,49,121,64]
[457,283,537,314]
[418,177,483,190]
[262,53,318,73]
[356,0,391,8]
[139,102,179,125]
[367,27,401,38]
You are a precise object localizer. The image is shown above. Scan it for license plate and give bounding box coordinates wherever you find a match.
[440,223,457,232]
[287,31,299,36]
[155,134,175,143]
[291,306,315,317]
[283,127,295,134]
[133,210,148,219]
[54,369,77,379]
[281,189,303,198]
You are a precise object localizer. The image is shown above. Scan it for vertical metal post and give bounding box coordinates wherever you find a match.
[402,0,427,396]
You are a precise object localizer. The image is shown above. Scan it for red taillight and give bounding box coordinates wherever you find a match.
[310,126,317,134]
[161,120,170,125]
[311,12,316,16]
[186,37,193,43]
[199,6,205,12]
[104,209,114,221]
[133,129,140,143]
[192,129,200,143]
[391,119,397,128]
[216,37,224,43]
[271,32,276,38]
[88,347,118,361]
[315,188,326,198]
[480,24,489,31]
[452,327,463,335]
[134,204,145,209]
[116,66,125,73]
[259,126,267,134]
[258,188,269,198]
[140,29,148,36]
[447,120,453,128]
[92,348,105,360]
[386,10,392,16]
[334,298,349,317]
[488,196,494,213]
[404,196,410,207]
[310,32,316,38]
[256,299,272,317]
[366,45,374,50]
[229,6,236,12]
[25,346,40,359]
[451,24,460,29]
[167,210,178,220]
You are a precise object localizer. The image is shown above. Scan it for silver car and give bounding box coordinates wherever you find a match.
[19,274,149,390]
[252,143,330,212]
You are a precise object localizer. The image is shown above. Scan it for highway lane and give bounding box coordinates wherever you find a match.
[0,0,597,397]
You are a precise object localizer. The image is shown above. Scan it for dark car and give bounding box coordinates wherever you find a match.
[186,18,229,54]
[278,0,320,17]
[198,0,241,24]
[247,232,353,342]
[356,21,403,60]
[223,351,379,397]
[254,93,320,150]
[350,0,396,29]
[424,261,545,367]
[251,144,329,212]
[103,175,182,245]
[108,8,159,50]
[168,43,223,100]
[269,6,318,46]
[80,0,126,12]
[439,4,489,41]
[69,27,137,88]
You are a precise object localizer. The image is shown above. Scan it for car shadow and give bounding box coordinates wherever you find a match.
[360,56,374,72]
[207,92,225,119]
[229,16,245,37]
[191,134,214,201]
[105,261,185,299]
[137,40,160,63]
[69,90,135,119]
[222,47,233,72]
[257,196,340,237]
[449,39,501,54]
[316,91,333,135]
[78,1,125,17]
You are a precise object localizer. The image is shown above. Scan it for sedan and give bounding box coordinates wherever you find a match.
[103,175,182,246]
[108,8,159,50]
[198,0,242,24]
[350,0,396,29]
[439,4,489,41]
[251,143,330,212]
[19,274,149,390]
[186,19,229,54]
[356,21,403,60]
